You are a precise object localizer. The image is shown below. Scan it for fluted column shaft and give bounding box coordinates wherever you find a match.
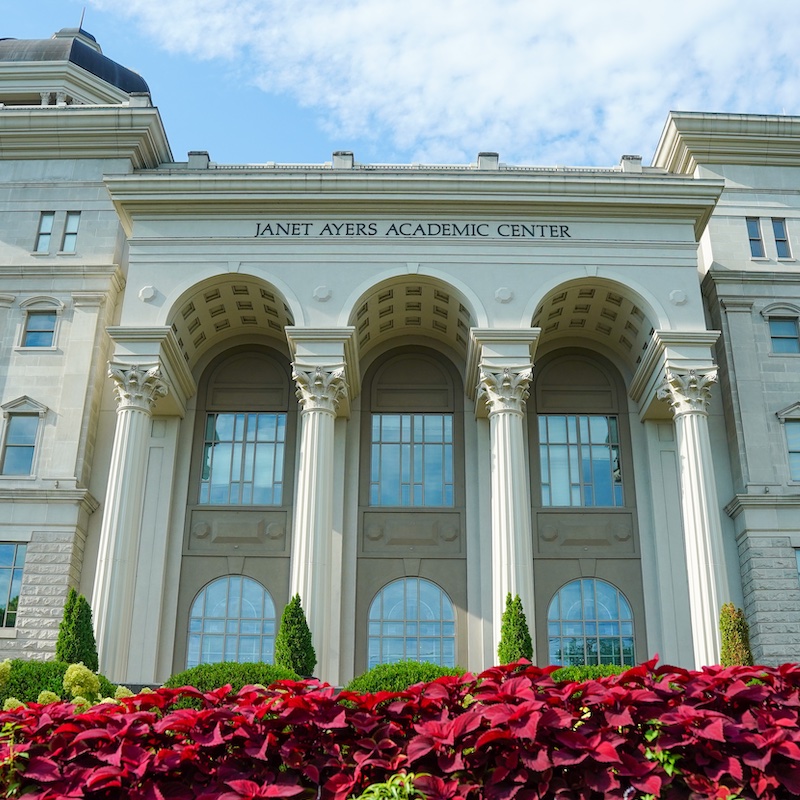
[658,369,724,667]
[290,365,347,664]
[92,364,167,680]
[478,367,535,656]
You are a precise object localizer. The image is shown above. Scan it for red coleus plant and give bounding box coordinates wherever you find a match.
[2,660,800,800]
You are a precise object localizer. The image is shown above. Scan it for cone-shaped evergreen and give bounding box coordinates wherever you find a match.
[497,592,533,664]
[55,588,99,672]
[274,594,316,676]
[720,602,754,667]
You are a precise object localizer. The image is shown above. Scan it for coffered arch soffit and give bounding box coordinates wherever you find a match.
[165,274,296,370]
[530,277,663,375]
[346,274,481,364]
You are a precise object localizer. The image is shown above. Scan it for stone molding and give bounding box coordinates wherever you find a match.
[657,368,717,416]
[292,365,347,415]
[108,364,168,413]
[477,366,532,415]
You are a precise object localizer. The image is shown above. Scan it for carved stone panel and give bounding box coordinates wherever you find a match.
[534,511,636,557]
[187,509,288,554]
[361,511,463,556]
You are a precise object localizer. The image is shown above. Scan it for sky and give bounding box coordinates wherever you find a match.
[4,1,800,167]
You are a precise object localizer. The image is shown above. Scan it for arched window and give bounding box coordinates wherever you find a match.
[547,578,634,666]
[187,576,276,667]
[368,578,455,668]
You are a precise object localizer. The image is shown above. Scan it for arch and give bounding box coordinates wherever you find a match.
[344,272,483,361]
[367,577,456,668]
[547,578,635,666]
[161,273,301,370]
[187,576,276,667]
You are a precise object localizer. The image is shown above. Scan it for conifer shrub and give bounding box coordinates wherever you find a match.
[164,661,300,693]
[551,663,630,682]
[345,661,464,694]
[497,593,533,664]
[55,587,99,672]
[720,602,754,666]
[274,594,317,676]
[0,660,115,706]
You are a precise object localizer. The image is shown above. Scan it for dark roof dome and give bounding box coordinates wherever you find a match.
[0,27,150,94]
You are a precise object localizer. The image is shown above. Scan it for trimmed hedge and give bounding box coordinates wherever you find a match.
[551,663,630,683]
[344,660,464,693]
[0,659,115,705]
[163,661,300,693]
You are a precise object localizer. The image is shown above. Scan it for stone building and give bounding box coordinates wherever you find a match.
[0,27,798,685]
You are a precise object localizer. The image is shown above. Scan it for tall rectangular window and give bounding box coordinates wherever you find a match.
[370,413,454,506]
[786,421,800,481]
[0,543,26,627]
[539,415,623,507]
[747,217,764,257]
[61,212,80,253]
[0,415,39,476]
[773,218,791,258]
[34,212,55,253]
[769,317,800,354]
[22,311,58,347]
[199,412,285,505]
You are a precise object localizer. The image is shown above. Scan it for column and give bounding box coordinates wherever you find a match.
[290,364,348,672]
[478,366,536,657]
[92,364,167,680]
[657,368,725,667]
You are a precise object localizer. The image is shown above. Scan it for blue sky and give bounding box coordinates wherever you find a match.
[5,1,800,167]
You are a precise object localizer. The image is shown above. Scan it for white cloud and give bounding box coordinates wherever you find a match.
[90,0,800,165]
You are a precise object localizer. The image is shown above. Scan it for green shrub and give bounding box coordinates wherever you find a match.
[345,661,464,694]
[274,594,317,676]
[720,602,754,667]
[497,593,533,664]
[163,661,301,693]
[551,663,630,683]
[55,588,99,672]
[0,660,115,705]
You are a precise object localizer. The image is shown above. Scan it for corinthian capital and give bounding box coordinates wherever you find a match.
[657,368,717,417]
[477,366,533,415]
[293,365,347,414]
[108,364,168,412]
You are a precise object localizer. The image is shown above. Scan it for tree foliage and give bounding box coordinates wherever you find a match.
[720,602,754,667]
[55,588,99,672]
[274,594,316,676]
[497,592,533,664]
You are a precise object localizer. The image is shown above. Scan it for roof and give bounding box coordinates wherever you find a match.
[0,27,150,94]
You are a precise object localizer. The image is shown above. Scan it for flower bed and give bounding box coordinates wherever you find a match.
[1,659,799,799]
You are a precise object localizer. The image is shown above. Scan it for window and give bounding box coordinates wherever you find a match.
[22,310,58,348]
[547,578,635,666]
[0,544,26,627]
[539,415,623,507]
[34,212,55,253]
[199,412,286,505]
[773,218,791,259]
[769,317,800,354]
[187,576,276,667]
[786,421,800,481]
[747,217,764,257]
[370,414,454,506]
[61,212,80,253]
[368,578,455,668]
[0,415,40,475]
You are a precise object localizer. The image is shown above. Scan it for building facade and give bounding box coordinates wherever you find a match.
[0,28,798,685]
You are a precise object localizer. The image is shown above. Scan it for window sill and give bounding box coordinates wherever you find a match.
[14,346,59,353]
[777,258,797,263]
[0,628,17,639]
[56,252,77,256]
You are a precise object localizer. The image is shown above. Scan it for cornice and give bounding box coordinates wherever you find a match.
[105,171,724,239]
[703,269,800,286]
[0,263,124,291]
[0,105,172,168]
[653,111,800,173]
[0,487,99,513]
[725,493,800,519]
